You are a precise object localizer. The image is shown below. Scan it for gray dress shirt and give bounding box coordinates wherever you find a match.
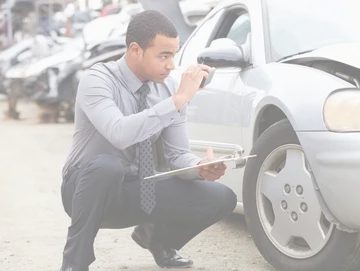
[62,56,201,178]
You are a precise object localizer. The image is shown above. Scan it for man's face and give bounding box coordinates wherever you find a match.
[137,34,180,83]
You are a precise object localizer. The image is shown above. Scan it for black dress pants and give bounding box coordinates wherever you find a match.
[60,154,237,270]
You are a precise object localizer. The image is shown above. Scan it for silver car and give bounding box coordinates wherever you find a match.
[172,0,360,270]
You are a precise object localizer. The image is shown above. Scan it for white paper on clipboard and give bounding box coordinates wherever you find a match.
[144,154,255,181]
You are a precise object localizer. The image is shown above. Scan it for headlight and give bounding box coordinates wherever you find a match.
[323,88,360,132]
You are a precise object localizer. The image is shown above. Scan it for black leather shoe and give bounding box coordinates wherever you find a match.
[156,248,194,269]
[131,225,193,268]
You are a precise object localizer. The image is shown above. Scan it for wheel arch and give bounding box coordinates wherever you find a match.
[252,104,288,143]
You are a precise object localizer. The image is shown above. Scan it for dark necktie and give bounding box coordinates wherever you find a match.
[137,83,156,214]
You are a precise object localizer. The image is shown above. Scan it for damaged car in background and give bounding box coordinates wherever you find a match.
[4,35,83,122]
[172,0,360,270]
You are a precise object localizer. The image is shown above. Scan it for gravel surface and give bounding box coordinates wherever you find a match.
[0,101,274,271]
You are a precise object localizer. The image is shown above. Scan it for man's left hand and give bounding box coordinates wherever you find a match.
[198,148,227,181]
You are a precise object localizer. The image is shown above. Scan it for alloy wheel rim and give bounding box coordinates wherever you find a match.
[256,144,333,259]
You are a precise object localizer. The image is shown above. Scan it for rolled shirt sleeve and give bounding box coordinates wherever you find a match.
[161,106,202,170]
[77,70,181,150]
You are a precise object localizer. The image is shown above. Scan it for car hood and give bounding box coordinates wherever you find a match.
[285,43,360,86]
[289,43,360,68]
[6,46,82,79]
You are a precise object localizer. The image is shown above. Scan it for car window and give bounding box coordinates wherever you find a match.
[212,8,250,43]
[179,7,251,67]
[226,14,250,46]
[179,10,223,66]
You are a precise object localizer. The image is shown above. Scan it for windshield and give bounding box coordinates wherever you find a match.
[265,0,360,61]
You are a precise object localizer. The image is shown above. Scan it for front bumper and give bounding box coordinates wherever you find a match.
[298,131,360,230]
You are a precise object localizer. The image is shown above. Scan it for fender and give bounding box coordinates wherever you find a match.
[242,62,354,134]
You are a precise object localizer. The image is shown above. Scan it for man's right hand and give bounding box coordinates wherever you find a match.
[172,64,212,111]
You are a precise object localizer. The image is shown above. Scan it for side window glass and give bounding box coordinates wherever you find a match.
[211,11,251,64]
[179,11,223,66]
[226,14,251,45]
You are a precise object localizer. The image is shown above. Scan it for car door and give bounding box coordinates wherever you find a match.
[175,5,253,197]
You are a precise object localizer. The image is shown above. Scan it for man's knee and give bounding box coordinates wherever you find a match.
[207,182,237,215]
[196,181,237,216]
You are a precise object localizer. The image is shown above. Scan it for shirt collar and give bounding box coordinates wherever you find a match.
[117,56,145,94]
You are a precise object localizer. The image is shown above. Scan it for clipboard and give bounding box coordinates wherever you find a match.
[144,154,256,181]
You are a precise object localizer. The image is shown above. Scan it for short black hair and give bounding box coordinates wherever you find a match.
[126,10,178,49]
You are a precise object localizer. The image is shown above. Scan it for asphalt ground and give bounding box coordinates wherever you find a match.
[0,100,274,271]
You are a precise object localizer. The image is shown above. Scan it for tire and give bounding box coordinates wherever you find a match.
[243,119,360,271]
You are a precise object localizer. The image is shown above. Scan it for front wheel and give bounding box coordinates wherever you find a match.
[243,120,360,271]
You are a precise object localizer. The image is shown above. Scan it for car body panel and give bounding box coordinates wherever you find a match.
[174,0,360,229]
[181,62,353,204]
[243,63,353,133]
[299,131,360,229]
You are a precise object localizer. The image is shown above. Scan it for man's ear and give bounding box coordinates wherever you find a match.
[128,42,143,58]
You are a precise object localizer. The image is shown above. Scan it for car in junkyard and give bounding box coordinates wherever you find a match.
[172,0,360,270]
[5,35,83,121]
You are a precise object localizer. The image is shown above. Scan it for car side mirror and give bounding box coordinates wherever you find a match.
[197,38,249,68]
